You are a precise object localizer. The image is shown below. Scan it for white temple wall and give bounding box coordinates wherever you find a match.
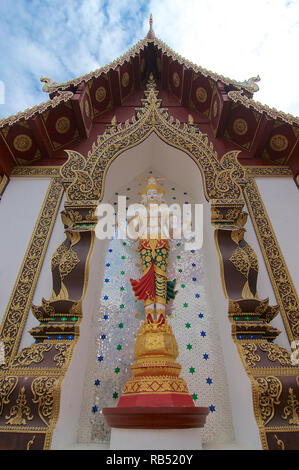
[0,177,50,327]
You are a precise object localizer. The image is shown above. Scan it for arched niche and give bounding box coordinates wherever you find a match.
[51,131,260,450]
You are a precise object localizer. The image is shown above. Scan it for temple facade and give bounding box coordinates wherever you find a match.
[0,19,298,450]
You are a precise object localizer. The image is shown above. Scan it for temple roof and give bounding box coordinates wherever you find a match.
[0,17,298,175]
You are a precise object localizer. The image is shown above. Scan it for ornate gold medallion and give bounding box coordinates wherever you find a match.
[84,99,90,118]
[121,72,130,88]
[172,72,180,88]
[196,87,207,103]
[233,118,248,136]
[270,134,288,152]
[55,117,70,135]
[13,134,32,152]
[213,98,218,118]
[95,86,106,103]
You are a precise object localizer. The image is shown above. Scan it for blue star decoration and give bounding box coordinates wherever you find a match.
[108,249,113,253]
[206,377,213,385]
[209,405,216,413]
[195,293,200,298]
[101,335,106,340]
[92,405,98,413]
[200,331,206,337]
[203,353,209,360]
[103,295,109,300]
[103,315,109,320]
[98,355,104,362]
[104,278,110,283]
[198,313,204,319]
[94,380,101,386]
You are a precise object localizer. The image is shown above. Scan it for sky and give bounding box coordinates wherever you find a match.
[0,0,298,119]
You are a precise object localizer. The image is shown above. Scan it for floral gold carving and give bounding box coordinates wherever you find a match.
[255,376,282,426]
[31,377,58,426]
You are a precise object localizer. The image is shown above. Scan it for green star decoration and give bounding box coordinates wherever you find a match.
[120,271,125,275]
[114,367,120,374]
[192,393,198,401]
[187,344,192,350]
[185,323,191,329]
[112,392,119,399]
[120,286,125,292]
[189,367,195,374]
[120,304,124,309]
[117,345,122,350]
[118,323,124,329]
[181,284,185,288]
[183,303,188,308]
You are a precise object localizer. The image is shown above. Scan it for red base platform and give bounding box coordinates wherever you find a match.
[102,406,210,429]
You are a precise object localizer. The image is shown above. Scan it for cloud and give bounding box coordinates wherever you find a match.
[0,0,298,118]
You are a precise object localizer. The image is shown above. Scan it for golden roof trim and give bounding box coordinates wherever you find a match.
[0,90,73,130]
[228,90,299,127]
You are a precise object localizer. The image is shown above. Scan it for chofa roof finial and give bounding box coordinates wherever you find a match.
[147,13,155,39]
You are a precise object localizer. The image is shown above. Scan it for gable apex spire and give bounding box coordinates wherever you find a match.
[147,13,155,39]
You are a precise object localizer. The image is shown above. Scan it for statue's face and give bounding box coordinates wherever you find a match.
[147,189,158,202]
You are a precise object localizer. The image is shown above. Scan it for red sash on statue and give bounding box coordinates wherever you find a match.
[130,261,155,301]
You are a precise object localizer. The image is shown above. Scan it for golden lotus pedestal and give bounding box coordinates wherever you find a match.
[103,320,209,430]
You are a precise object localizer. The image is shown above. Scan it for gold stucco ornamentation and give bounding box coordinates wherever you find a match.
[258,343,293,366]
[5,386,34,425]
